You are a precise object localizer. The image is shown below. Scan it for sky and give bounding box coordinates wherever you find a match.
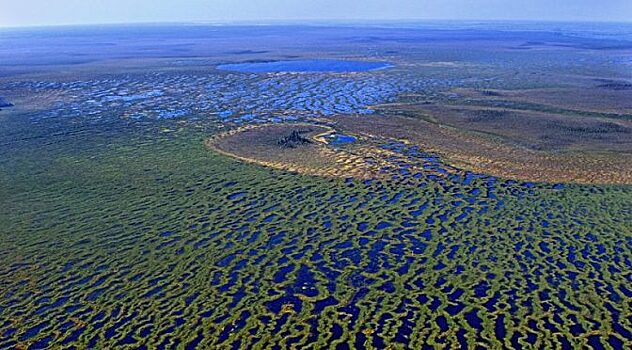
[1,0,631,28]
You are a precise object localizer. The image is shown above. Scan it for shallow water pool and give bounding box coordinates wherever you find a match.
[327,134,357,145]
[217,59,393,73]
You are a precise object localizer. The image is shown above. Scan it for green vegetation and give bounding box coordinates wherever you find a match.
[1,119,630,349]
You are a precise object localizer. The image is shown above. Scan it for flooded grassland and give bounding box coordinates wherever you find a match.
[0,23,631,349]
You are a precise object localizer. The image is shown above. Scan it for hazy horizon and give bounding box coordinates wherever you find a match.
[1,0,631,28]
[3,18,632,30]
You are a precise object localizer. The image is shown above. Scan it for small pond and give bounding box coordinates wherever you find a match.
[217,59,393,73]
[327,134,357,145]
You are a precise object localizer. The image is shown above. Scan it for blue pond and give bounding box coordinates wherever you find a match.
[217,60,393,73]
[327,134,357,145]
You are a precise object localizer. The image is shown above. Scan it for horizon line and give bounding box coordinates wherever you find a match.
[2,18,632,30]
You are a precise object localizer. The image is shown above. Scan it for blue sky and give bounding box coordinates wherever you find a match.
[1,0,631,27]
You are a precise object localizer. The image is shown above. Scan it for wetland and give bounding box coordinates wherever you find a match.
[0,22,631,349]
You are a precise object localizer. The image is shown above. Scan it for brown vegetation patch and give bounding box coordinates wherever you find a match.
[453,87,632,115]
[207,124,401,179]
[394,103,632,153]
[331,114,632,185]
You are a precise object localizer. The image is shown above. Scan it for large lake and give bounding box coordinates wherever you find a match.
[216,59,393,73]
